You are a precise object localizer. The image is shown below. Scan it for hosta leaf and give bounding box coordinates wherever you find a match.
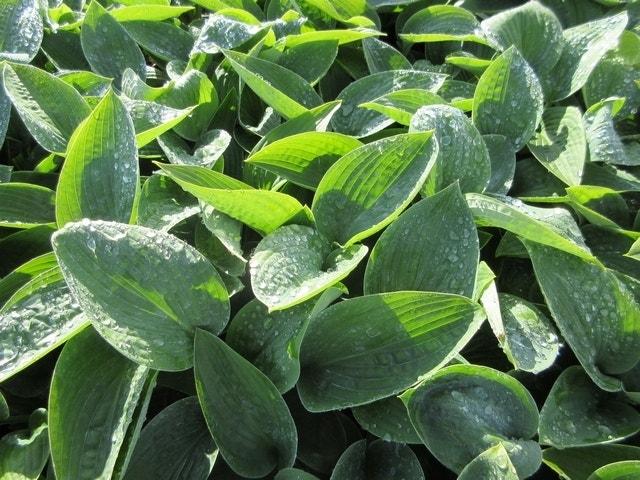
[49,328,151,480]
[0,183,55,228]
[473,46,544,150]
[0,0,43,63]
[2,63,91,154]
[481,1,563,75]
[0,408,49,479]
[566,186,630,230]
[194,328,297,478]
[0,77,9,148]
[351,395,422,444]
[122,20,194,63]
[583,98,634,166]
[283,28,380,47]
[125,99,194,148]
[250,224,367,310]
[543,445,640,480]
[402,364,541,478]
[588,461,640,480]
[359,88,446,126]
[0,225,55,278]
[191,0,263,19]
[192,9,263,54]
[81,0,146,87]
[400,5,488,44]
[276,468,320,480]
[157,163,307,236]
[0,267,86,383]
[52,220,230,371]
[541,12,627,101]
[301,0,375,25]
[458,444,519,480]
[313,132,437,246]
[246,132,362,190]
[272,40,338,85]
[410,104,491,193]
[484,134,515,195]
[362,36,412,73]
[365,183,479,297]
[525,242,640,391]
[0,252,57,306]
[298,291,485,411]
[528,106,587,186]
[137,174,199,231]
[224,50,323,120]
[56,90,139,227]
[330,70,447,137]
[539,366,640,448]
[123,397,218,480]
[109,5,193,22]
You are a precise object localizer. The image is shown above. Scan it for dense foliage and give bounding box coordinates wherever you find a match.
[1,0,640,478]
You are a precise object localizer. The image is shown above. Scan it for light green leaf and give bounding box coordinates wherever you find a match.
[0,408,49,480]
[359,88,446,126]
[362,36,412,73]
[528,106,587,186]
[122,397,218,480]
[458,443,519,480]
[365,183,479,297]
[400,5,488,44]
[250,224,367,310]
[298,291,485,411]
[52,220,230,371]
[566,186,630,230]
[541,12,627,101]
[246,132,362,190]
[525,242,640,390]
[0,183,55,228]
[192,9,263,54]
[0,0,43,63]
[410,104,491,193]
[283,28,381,47]
[0,77,9,148]
[330,70,447,137]
[302,0,376,25]
[473,46,544,150]
[110,5,193,22]
[588,461,640,480]
[0,252,57,306]
[627,238,640,261]
[539,366,640,448]
[543,445,640,480]
[49,327,151,480]
[352,395,423,444]
[190,0,263,19]
[313,132,437,246]
[194,328,297,478]
[402,364,541,478]
[56,90,139,227]
[2,63,91,154]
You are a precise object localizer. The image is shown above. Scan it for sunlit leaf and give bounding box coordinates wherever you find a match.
[401,5,488,44]
[0,0,43,63]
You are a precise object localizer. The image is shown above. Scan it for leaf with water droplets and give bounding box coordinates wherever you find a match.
[192,9,264,54]
[566,186,630,230]
[0,0,43,63]
[137,174,199,232]
[52,220,230,371]
[124,99,195,148]
[0,183,55,228]
[194,328,297,478]
[0,408,49,479]
[539,366,640,448]
[49,327,152,480]
[583,98,636,166]
[364,183,479,297]
[298,291,484,411]
[587,460,640,480]
[313,132,437,246]
[362,36,412,73]
[483,134,515,195]
[359,88,446,126]
[402,364,541,478]
[351,395,422,444]
[543,445,640,480]
[458,443,519,480]
[400,5,488,44]
[473,46,544,150]
[56,89,139,227]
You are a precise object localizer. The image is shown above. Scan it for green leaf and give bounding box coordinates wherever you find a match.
[484,134,515,195]
[49,327,151,480]
[137,174,199,231]
[588,461,640,480]
[539,366,640,448]
[541,12,628,101]
[481,1,563,75]
[0,408,49,480]
[298,291,485,411]
[543,445,640,480]
[194,328,297,478]
[473,46,544,150]
[400,5,488,44]
[362,36,412,73]
[330,70,447,137]
[246,132,362,190]
[56,90,139,227]
[302,0,376,25]
[0,0,43,63]
[359,88,446,126]
[109,5,193,22]
[192,9,264,54]
[0,252,57,306]
[566,186,630,230]
[410,104,491,193]
[224,49,323,120]
[402,364,541,478]
[122,20,194,62]
[283,28,381,47]
[81,0,146,87]
[122,397,218,480]
[125,100,195,148]
[528,106,587,186]
[457,443,519,480]
[583,98,635,166]
[52,220,230,371]
[2,63,91,154]
[250,224,367,310]
[273,40,339,85]
[0,183,55,228]
[525,242,640,390]
[364,183,479,297]
[351,395,423,444]
[313,132,437,246]
[275,468,320,480]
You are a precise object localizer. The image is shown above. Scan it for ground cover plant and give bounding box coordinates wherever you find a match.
[1,0,640,478]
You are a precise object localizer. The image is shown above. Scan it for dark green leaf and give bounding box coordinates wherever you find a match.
[543,445,640,480]
[137,174,199,232]
[0,183,55,228]
[484,134,515,195]
[0,408,49,479]
[588,461,640,480]
[352,395,423,444]
[457,443,519,480]
[0,0,43,63]
[400,5,488,44]
[362,37,412,73]
[583,98,635,166]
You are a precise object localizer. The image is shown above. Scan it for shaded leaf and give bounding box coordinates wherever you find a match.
[0,252,57,306]
[362,36,412,73]
[484,134,515,195]
[0,408,49,479]
[588,461,640,480]
[136,174,199,232]
[583,98,635,166]
[543,445,640,480]
[458,443,519,480]
[0,183,55,228]
[352,395,422,444]
[359,88,446,126]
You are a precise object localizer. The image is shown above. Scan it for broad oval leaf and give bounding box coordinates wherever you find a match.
[543,445,640,480]
[351,395,423,444]
[583,98,632,166]
[364,183,479,297]
[587,461,640,480]
[52,220,230,371]
[312,132,437,246]
[359,88,446,126]
[2,63,91,154]
[298,291,485,411]
[137,174,199,232]
[250,224,367,310]
[192,9,264,54]
[56,89,139,227]
[123,19,194,63]
[484,134,515,195]
[0,408,49,479]
[49,327,151,480]
[400,5,488,44]
[539,366,640,448]
[473,46,543,150]
[458,443,519,480]
[0,183,55,228]
[410,104,491,193]
[0,0,43,63]
[194,328,297,478]
[402,364,541,478]
[362,36,412,73]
